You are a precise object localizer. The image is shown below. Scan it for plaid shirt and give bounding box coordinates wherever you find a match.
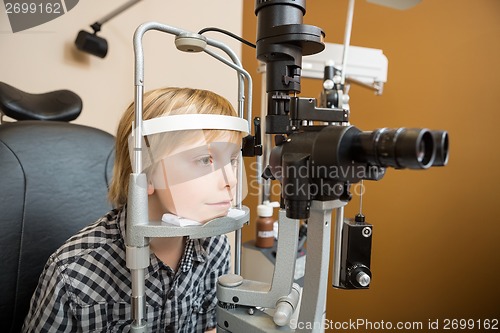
[22,208,230,332]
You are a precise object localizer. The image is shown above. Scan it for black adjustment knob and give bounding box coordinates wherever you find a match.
[261,166,275,180]
[355,213,365,223]
[275,134,287,146]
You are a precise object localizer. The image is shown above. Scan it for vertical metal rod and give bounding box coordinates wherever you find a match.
[235,71,243,275]
[358,179,364,215]
[332,206,345,286]
[130,269,147,332]
[133,86,143,174]
[260,72,272,204]
[234,226,242,275]
[340,0,355,86]
[297,201,339,333]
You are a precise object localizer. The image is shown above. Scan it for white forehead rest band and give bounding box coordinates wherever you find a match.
[142,114,249,136]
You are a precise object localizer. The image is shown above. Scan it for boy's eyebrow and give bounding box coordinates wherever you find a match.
[207,142,241,153]
[160,142,240,163]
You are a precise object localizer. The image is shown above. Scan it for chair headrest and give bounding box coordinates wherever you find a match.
[0,82,82,121]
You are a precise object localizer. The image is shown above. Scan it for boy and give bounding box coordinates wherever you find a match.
[23,87,244,332]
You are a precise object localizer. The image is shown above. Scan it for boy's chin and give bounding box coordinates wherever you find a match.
[199,211,229,224]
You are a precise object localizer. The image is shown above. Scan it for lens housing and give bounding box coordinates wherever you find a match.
[355,128,435,169]
[430,130,449,166]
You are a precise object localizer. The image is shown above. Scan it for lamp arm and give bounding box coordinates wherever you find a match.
[91,0,142,32]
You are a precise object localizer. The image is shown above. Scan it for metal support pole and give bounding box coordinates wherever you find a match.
[332,206,345,287]
[129,21,252,330]
[297,200,345,333]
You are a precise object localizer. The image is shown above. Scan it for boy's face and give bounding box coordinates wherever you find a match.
[149,133,241,223]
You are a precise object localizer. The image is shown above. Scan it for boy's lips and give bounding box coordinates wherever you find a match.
[206,201,231,207]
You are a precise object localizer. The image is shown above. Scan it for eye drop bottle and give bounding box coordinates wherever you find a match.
[255,201,279,248]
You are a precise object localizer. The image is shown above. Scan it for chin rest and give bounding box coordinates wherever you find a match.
[0,82,82,121]
[0,120,115,332]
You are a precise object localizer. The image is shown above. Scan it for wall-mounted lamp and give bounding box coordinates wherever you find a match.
[74,0,142,58]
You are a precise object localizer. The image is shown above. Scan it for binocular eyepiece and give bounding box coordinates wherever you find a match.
[268,125,449,185]
[266,125,449,219]
[354,128,449,169]
[265,125,449,219]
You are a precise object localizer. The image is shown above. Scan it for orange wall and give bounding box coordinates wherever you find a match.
[242,0,500,329]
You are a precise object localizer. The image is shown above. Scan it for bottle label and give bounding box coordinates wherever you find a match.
[258,231,274,238]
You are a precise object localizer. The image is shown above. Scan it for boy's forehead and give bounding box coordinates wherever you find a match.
[168,135,207,156]
[209,131,239,144]
[166,131,239,156]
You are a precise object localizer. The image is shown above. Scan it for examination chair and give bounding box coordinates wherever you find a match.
[0,82,115,332]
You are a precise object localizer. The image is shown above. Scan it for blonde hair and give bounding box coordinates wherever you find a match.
[108,87,240,208]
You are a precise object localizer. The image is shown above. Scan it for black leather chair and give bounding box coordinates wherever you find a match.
[0,83,115,332]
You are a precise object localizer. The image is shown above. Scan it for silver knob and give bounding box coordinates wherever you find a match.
[356,271,371,287]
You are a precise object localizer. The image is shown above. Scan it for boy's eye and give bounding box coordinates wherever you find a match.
[195,155,213,166]
[230,156,239,167]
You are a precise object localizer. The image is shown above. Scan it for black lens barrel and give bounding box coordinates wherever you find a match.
[355,128,443,169]
[429,130,449,166]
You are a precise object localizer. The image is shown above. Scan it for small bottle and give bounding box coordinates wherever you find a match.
[255,201,279,248]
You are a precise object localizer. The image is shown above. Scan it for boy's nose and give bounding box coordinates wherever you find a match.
[219,163,237,189]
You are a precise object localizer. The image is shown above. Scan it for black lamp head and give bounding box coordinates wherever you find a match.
[74,0,142,59]
[74,30,108,58]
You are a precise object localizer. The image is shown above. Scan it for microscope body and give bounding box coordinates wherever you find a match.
[217,0,449,331]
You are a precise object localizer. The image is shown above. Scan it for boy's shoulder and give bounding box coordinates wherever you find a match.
[50,208,125,267]
[44,208,133,305]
